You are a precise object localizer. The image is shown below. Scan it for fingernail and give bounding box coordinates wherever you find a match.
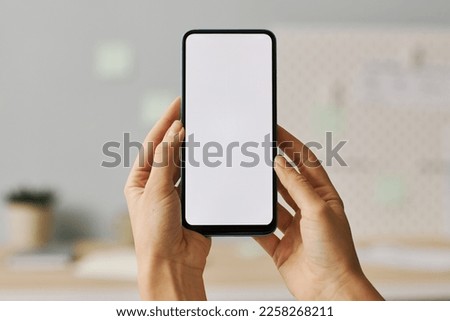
[169,120,183,134]
[274,155,285,167]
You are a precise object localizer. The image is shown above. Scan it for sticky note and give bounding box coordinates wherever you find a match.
[140,89,177,126]
[373,175,406,205]
[237,240,264,259]
[311,104,345,135]
[94,41,134,80]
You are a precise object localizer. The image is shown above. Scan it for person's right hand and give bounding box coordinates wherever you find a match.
[255,126,383,300]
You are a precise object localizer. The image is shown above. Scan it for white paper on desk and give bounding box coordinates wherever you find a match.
[74,248,137,281]
[6,244,73,271]
[358,244,450,272]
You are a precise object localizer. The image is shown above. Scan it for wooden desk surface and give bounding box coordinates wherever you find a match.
[1,239,449,300]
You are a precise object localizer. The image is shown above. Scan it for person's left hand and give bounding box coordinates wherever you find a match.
[124,97,211,300]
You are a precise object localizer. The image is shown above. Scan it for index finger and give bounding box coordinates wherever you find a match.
[125,97,181,196]
[277,125,342,205]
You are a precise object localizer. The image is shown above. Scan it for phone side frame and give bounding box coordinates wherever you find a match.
[181,29,277,236]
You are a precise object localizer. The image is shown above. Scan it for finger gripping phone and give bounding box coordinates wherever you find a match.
[181,29,277,235]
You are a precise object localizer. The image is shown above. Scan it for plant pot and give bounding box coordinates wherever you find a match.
[7,203,53,250]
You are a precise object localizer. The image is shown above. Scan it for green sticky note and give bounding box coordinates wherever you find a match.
[311,105,345,135]
[94,42,134,80]
[237,241,264,259]
[140,90,176,126]
[373,175,406,205]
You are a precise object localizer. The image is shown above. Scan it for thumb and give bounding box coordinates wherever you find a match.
[145,120,184,200]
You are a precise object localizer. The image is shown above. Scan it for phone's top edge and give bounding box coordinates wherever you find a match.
[182,29,276,43]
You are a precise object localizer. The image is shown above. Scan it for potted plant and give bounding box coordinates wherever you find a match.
[5,188,55,250]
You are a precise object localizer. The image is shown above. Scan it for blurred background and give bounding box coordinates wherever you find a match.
[1,0,450,300]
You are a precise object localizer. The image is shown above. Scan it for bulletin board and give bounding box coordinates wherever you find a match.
[274,28,450,239]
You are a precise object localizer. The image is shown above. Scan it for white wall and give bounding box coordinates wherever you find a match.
[1,0,449,241]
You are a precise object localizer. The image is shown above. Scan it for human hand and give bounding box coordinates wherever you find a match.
[255,126,383,300]
[124,97,211,300]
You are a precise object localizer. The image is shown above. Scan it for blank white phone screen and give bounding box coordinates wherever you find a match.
[184,32,274,226]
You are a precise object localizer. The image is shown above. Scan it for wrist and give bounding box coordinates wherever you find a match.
[327,270,384,301]
[138,259,207,301]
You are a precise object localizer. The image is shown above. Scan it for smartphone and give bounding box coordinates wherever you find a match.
[181,29,277,235]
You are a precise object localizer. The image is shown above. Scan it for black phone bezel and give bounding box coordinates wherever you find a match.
[181,29,277,236]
